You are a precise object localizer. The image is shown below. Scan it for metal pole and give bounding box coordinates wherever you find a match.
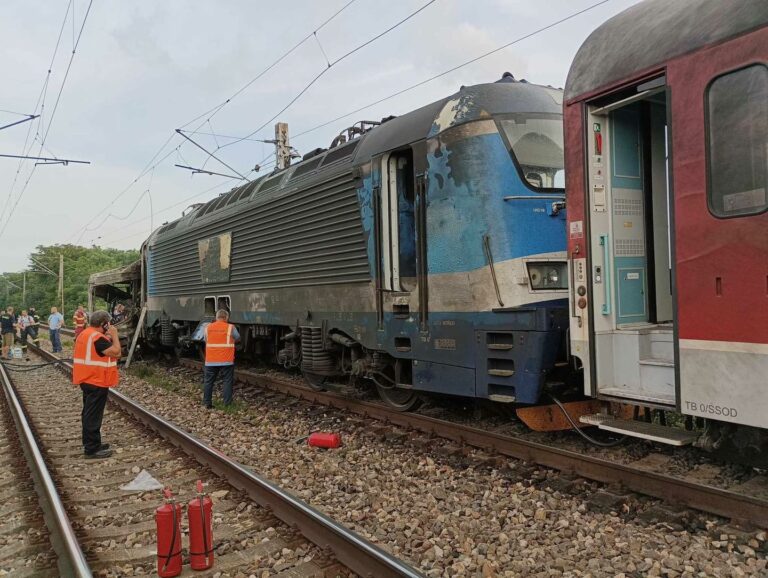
[275,122,290,170]
[59,254,64,314]
[22,272,26,305]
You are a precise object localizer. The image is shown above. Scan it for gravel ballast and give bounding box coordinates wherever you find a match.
[118,363,768,577]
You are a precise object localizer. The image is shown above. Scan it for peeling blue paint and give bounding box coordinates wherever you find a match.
[427,130,565,274]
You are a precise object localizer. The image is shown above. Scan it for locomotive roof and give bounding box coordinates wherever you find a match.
[353,79,562,160]
[148,78,562,243]
[565,0,768,99]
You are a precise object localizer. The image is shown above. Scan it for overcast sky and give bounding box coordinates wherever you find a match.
[0,0,640,271]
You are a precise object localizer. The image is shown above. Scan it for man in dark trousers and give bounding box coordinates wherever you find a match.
[202,309,240,408]
[27,307,41,347]
[72,311,122,459]
[1,306,16,359]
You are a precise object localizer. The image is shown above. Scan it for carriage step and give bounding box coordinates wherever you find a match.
[487,344,514,350]
[579,414,699,446]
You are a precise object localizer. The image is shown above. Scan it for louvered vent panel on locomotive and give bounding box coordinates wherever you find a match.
[148,168,369,295]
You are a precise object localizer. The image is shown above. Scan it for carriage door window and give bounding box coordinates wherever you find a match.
[706,64,768,218]
[379,150,416,291]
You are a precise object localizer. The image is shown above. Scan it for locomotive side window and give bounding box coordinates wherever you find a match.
[706,64,768,218]
[497,114,565,191]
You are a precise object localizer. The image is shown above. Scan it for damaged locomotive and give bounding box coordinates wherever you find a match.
[92,75,572,410]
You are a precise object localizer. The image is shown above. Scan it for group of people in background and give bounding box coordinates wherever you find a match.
[1,305,41,358]
[0,303,128,358]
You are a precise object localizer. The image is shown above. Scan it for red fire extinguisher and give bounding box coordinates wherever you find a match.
[188,480,214,570]
[307,431,342,449]
[155,488,183,577]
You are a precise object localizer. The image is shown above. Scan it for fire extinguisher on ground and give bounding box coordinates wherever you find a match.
[188,479,214,570]
[155,488,183,577]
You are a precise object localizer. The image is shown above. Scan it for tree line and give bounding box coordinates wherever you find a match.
[1,244,139,317]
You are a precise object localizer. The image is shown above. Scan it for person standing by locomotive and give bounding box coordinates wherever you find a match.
[202,309,240,409]
[48,306,65,353]
[72,311,122,459]
[1,306,16,359]
[73,305,87,338]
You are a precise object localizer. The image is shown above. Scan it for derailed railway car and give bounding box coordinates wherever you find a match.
[565,0,768,458]
[139,75,571,409]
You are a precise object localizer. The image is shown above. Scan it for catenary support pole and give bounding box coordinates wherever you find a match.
[58,254,64,314]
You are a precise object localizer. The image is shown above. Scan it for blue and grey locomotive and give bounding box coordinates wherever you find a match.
[140,74,569,409]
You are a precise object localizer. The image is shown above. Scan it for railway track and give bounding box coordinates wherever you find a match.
[39,324,768,526]
[176,358,768,530]
[7,343,422,577]
[0,362,90,576]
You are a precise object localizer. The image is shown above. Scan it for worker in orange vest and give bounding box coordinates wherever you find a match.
[72,311,122,459]
[73,305,88,338]
[202,309,240,409]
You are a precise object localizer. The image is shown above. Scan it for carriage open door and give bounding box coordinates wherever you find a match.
[575,77,680,417]
[566,0,768,444]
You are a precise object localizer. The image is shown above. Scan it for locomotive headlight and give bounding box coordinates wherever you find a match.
[526,261,568,290]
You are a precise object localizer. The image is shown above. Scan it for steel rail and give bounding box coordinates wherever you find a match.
[178,359,768,529]
[31,344,423,578]
[0,362,93,577]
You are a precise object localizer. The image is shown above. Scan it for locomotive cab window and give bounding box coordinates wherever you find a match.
[706,64,768,218]
[497,114,565,191]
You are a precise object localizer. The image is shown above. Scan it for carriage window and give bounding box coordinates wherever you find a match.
[706,65,768,218]
[497,114,565,191]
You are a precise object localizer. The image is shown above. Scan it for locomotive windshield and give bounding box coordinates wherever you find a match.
[498,114,565,190]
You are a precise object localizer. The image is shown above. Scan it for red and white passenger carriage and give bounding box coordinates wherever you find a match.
[564,0,768,455]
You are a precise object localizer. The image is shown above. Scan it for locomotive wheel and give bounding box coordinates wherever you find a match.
[376,384,421,412]
[303,372,328,392]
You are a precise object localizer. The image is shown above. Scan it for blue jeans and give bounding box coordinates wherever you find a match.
[50,329,62,352]
[203,365,234,406]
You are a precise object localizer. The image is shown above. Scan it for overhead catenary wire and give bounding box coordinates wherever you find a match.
[293,0,612,141]
[98,153,278,246]
[215,0,439,156]
[164,0,438,191]
[77,0,610,249]
[72,0,360,244]
[0,0,94,239]
[0,108,36,117]
[77,0,426,243]
[0,0,73,226]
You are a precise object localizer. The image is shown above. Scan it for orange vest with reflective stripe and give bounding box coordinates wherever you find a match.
[72,327,119,387]
[204,321,235,364]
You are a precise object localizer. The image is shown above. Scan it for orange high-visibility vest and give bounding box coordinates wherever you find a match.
[72,327,119,387]
[204,321,235,364]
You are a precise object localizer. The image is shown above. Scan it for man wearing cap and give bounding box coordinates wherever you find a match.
[202,309,240,408]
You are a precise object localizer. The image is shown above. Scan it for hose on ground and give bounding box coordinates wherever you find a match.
[0,359,74,371]
[548,393,626,448]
